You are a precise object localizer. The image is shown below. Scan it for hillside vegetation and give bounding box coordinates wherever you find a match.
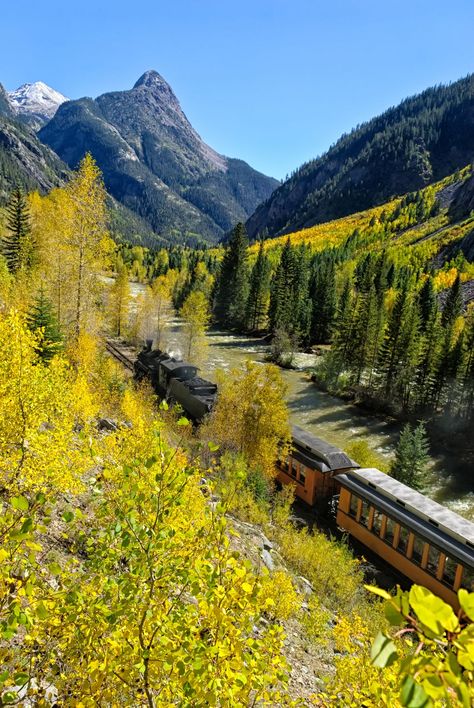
[246,73,474,239]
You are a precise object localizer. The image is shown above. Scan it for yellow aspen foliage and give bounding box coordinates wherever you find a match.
[202,360,291,477]
[259,570,301,621]
[0,311,94,496]
[0,312,292,706]
[33,419,289,705]
[180,289,210,363]
[0,255,13,310]
[151,274,173,347]
[315,612,401,707]
[108,264,131,337]
[274,524,364,612]
[28,155,113,342]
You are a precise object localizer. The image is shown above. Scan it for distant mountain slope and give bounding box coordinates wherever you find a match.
[8,81,68,129]
[0,83,68,201]
[255,168,474,307]
[246,74,474,239]
[39,70,278,243]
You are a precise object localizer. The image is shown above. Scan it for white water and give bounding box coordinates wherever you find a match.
[124,278,474,519]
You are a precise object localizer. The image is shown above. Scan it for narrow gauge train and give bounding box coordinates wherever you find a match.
[133,341,474,608]
[134,340,217,422]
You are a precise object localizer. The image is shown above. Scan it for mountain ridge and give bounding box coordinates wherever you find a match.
[245,73,474,240]
[39,70,278,244]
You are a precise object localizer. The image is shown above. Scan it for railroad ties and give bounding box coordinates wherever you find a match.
[105,339,136,371]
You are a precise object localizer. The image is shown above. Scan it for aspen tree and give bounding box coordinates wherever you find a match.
[180,290,210,362]
[63,153,111,339]
[109,264,131,337]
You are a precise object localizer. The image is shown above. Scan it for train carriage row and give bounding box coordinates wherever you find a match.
[133,341,474,608]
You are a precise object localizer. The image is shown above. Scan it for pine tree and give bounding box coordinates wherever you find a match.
[442,274,463,329]
[418,276,437,331]
[268,238,297,335]
[461,311,474,421]
[27,288,63,361]
[214,223,249,329]
[377,283,421,405]
[246,241,270,331]
[390,422,430,490]
[415,300,441,409]
[310,258,337,344]
[434,275,464,407]
[293,245,312,345]
[2,188,33,273]
[330,279,354,378]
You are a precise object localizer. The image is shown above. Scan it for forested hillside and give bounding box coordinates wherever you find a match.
[246,74,474,239]
[150,168,474,432]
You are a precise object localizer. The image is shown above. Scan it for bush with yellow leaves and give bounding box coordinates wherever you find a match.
[259,570,301,622]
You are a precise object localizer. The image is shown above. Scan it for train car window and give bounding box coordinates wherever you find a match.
[397,526,410,554]
[384,517,396,546]
[299,468,306,486]
[427,545,441,576]
[349,494,359,517]
[359,501,370,527]
[461,566,474,591]
[372,509,383,536]
[443,557,458,587]
[291,461,298,478]
[411,536,424,565]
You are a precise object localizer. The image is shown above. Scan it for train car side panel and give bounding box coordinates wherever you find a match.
[337,485,466,610]
[276,460,318,506]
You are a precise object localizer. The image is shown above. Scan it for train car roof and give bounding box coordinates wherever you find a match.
[160,360,198,374]
[338,468,474,557]
[291,425,358,471]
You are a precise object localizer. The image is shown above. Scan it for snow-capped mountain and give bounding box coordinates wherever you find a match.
[8,81,68,128]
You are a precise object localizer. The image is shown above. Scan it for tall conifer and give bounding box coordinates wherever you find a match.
[268,238,297,334]
[27,288,63,361]
[246,241,270,331]
[2,188,33,273]
[391,422,430,490]
[214,223,249,329]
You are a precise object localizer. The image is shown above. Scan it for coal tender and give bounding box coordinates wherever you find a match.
[134,341,217,422]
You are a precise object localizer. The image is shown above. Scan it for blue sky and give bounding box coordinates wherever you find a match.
[2,0,474,179]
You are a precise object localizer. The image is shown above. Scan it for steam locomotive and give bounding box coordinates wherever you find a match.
[134,340,217,422]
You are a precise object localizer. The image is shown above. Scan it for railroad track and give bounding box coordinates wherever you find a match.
[105,340,136,371]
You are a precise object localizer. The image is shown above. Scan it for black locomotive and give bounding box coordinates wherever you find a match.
[134,340,217,422]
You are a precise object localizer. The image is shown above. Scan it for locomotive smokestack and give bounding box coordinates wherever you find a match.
[145,339,153,351]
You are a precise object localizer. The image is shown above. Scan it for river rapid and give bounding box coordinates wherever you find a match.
[125,279,474,520]
[163,318,474,520]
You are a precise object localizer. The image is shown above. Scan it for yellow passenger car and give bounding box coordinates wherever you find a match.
[337,468,474,609]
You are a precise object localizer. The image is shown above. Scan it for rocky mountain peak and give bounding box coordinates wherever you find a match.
[40,71,278,244]
[132,70,179,105]
[8,81,68,128]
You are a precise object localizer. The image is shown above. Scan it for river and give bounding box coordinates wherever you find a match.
[125,279,474,519]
